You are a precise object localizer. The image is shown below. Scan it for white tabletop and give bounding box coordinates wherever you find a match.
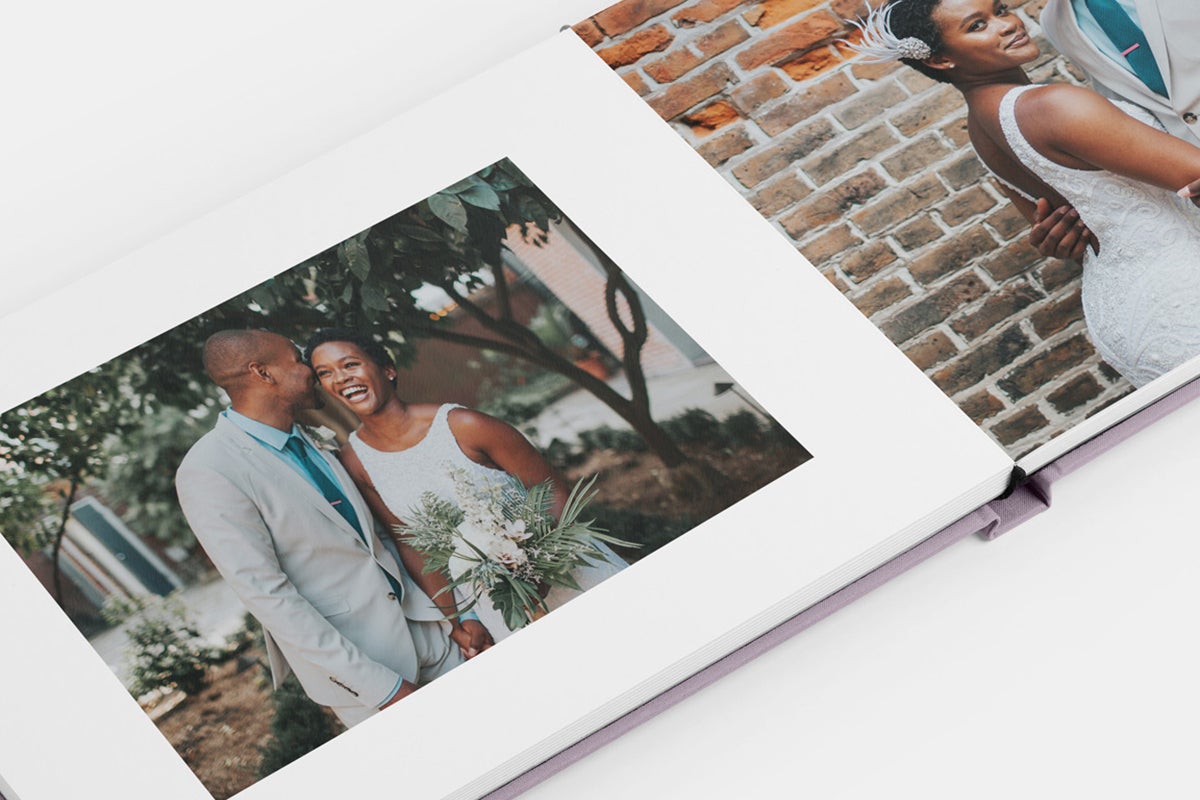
[5,3,1196,798]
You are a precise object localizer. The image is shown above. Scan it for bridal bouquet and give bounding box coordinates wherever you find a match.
[402,469,634,631]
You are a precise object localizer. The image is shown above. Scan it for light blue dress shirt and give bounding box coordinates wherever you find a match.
[1070,0,1145,80]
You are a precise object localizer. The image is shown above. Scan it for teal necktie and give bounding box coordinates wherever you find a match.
[1083,0,1167,97]
[284,435,363,536]
[284,434,407,600]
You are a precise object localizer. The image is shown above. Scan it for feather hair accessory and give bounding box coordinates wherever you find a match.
[845,2,932,61]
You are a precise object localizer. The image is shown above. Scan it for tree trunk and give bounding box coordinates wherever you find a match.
[51,476,80,607]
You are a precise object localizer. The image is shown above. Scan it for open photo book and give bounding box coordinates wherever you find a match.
[2,16,1198,800]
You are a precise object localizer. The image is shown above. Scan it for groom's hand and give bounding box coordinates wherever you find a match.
[1031,198,1097,260]
[451,619,494,659]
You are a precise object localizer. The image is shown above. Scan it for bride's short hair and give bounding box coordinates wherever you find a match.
[303,327,396,371]
[851,0,949,83]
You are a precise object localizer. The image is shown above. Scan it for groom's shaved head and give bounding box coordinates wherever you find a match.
[203,329,285,390]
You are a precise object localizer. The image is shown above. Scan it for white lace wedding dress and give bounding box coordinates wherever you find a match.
[998,84,1200,387]
[350,404,627,642]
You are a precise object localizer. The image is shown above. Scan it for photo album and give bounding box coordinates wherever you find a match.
[2,2,1198,798]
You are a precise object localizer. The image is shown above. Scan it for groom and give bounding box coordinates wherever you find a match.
[176,329,473,726]
[1031,0,1200,257]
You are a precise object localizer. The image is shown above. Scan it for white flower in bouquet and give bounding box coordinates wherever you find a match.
[400,467,636,631]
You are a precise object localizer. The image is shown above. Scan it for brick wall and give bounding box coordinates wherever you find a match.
[575,0,1132,456]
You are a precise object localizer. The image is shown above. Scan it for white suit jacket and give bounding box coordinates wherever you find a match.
[176,415,444,710]
[1041,0,1200,147]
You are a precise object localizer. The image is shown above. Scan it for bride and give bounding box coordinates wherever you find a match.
[851,0,1200,387]
[305,328,627,648]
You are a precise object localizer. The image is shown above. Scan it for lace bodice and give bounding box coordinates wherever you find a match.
[349,404,626,640]
[349,404,505,524]
[998,84,1200,387]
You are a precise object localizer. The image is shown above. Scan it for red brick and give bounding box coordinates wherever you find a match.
[756,71,855,136]
[851,275,912,317]
[644,19,749,81]
[880,135,952,180]
[981,239,1042,282]
[831,0,887,20]
[646,63,738,120]
[850,58,901,82]
[984,203,1029,240]
[573,18,605,47]
[683,100,741,136]
[960,389,1005,423]
[834,81,909,130]
[730,72,789,116]
[696,123,755,165]
[735,13,842,70]
[799,224,860,262]
[780,169,887,233]
[989,405,1049,446]
[622,70,652,95]
[880,272,990,344]
[672,0,747,27]
[997,334,1094,400]
[904,331,959,371]
[746,0,825,28]
[779,46,846,81]
[938,186,997,227]
[930,325,1033,395]
[1047,373,1102,414]
[949,280,1043,341]
[731,117,835,187]
[906,223,997,284]
[1030,289,1084,338]
[698,18,751,56]
[890,84,964,136]
[850,173,948,237]
[1037,256,1083,292]
[839,239,898,283]
[801,124,898,185]
[594,0,688,36]
[748,171,813,215]
[597,24,675,68]
[894,217,943,250]
[645,48,704,82]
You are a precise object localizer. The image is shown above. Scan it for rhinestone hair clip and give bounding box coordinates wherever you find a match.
[845,2,933,61]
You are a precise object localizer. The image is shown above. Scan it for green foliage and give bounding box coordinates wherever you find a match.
[0,469,55,554]
[721,410,768,447]
[578,425,647,453]
[101,405,216,549]
[587,504,700,558]
[257,677,340,779]
[0,365,137,480]
[560,408,775,463]
[661,408,723,445]
[103,593,221,697]
[477,362,576,424]
[0,365,141,595]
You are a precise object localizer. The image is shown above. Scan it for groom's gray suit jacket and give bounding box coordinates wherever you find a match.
[1042,0,1200,147]
[176,415,444,712]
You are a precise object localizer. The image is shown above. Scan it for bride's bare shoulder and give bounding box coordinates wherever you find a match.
[1016,83,1120,124]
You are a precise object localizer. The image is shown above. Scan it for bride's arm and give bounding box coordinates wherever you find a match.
[337,443,493,656]
[1020,84,1200,193]
[447,408,568,520]
[968,114,1097,259]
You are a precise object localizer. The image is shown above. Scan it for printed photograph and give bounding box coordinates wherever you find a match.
[0,158,808,798]
[576,0,1200,456]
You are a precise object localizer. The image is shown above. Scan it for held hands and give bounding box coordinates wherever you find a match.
[1177,179,1200,209]
[450,619,494,659]
[1030,198,1099,260]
